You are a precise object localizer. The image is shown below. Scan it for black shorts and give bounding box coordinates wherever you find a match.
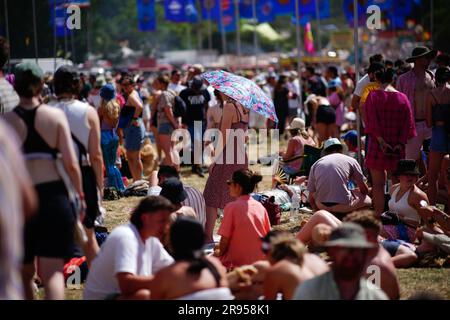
[316,105,336,125]
[81,165,100,229]
[24,181,76,264]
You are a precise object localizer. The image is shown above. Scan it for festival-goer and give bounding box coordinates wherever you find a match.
[179,75,210,177]
[397,47,437,161]
[327,79,345,137]
[308,94,335,145]
[159,177,197,223]
[147,165,206,227]
[279,117,316,176]
[425,67,450,205]
[83,196,174,300]
[214,169,271,269]
[87,75,105,110]
[263,234,328,300]
[51,65,104,266]
[273,74,293,136]
[308,138,371,216]
[0,120,37,300]
[3,62,84,300]
[155,74,180,170]
[150,217,232,300]
[0,37,19,114]
[98,84,125,193]
[381,160,429,243]
[292,223,388,300]
[364,67,416,216]
[203,92,249,243]
[121,74,146,181]
[168,69,186,94]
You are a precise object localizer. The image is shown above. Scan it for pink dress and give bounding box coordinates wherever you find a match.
[203,104,248,209]
[364,90,416,171]
[328,92,345,126]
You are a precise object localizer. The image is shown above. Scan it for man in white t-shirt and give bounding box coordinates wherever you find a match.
[351,54,384,120]
[83,196,175,300]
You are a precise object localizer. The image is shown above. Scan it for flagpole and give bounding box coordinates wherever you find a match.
[219,0,227,63]
[430,0,434,45]
[314,0,322,56]
[196,0,203,50]
[207,2,212,50]
[354,0,362,165]
[295,0,304,114]
[252,0,258,69]
[234,0,241,69]
[53,0,57,72]
[32,0,39,64]
[64,0,68,60]
[3,0,11,72]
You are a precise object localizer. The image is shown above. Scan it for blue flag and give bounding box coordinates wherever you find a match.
[239,0,254,19]
[49,1,72,38]
[137,0,156,31]
[165,0,198,23]
[257,0,276,23]
[201,0,219,20]
[343,0,368,27]
[272,0,294,16]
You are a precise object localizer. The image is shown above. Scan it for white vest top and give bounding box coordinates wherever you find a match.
[51,99,90,159]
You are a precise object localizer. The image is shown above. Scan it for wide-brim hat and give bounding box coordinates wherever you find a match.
[394,159,420,176]
[286,117,306,131]
[324,223,375,249]
[406,46,438,63]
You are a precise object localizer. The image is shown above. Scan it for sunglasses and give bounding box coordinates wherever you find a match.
[226,180,235,186]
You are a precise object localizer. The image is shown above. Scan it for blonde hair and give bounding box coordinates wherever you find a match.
[101,98,120,121]
[268,234,307,266]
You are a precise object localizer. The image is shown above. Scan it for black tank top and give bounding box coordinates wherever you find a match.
[13,106,58,158]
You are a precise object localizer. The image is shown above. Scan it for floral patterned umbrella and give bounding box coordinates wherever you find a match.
[202,70,278,123]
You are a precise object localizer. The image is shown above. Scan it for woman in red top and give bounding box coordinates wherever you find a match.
[364,67,416,216]
[215,169,271,270]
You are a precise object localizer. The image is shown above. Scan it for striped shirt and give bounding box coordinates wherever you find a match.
[0,78,19,115]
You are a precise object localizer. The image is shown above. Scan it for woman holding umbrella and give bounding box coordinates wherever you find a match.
[202,71,277,243]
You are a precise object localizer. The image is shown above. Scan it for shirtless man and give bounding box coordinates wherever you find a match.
[263,234,329,300]
[397,47,437,161]
[343,211,400,300]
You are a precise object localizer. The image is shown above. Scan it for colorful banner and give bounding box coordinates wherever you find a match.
[257,0,276,23]
[304,21,315,54]
[201,0,236,33]
[165,0,198,23]
[137,0,156,31]
[343,0,368,27]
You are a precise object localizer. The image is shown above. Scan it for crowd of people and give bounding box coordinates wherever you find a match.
[1,33,449,301]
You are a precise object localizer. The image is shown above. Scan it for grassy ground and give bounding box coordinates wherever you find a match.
[37,139,449,300]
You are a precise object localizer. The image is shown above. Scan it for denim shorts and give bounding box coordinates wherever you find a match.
[158,122,174,135]
[431,125,450,153]
[124,119,145,151]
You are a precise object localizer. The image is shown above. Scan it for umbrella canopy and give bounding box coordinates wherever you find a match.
[202,70,278,123]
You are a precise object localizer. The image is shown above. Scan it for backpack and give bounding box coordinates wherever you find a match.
[260,195,281,226]
[168,90,187,118]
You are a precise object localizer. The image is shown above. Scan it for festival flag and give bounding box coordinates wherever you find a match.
[201,0,219,20]
[272,0,294,16]
[49,1,72,37]
[165,0,198,23]
[137,0,156,31]
[239,0,254,19]
[257,0,276,23]
[304,21,315,54]
[343,0,368,27]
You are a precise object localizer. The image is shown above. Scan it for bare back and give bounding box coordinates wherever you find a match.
[3,105,77,185]
[150,256,227,300]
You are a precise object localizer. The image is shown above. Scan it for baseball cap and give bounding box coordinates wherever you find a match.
[341,130,358,146]
[323,138,343,151]
[100,83,116,102]
[14,62,44,85]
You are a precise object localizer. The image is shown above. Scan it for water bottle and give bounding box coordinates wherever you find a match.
[290,193,300,222]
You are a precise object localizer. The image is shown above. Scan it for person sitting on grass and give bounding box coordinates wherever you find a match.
[150,217,232,300]
[214,169,271,269]
[83,196,174,300]
[148,165,206,227]
[263,234,329,300]
[297,210,401,299]
[292,223,388,300]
